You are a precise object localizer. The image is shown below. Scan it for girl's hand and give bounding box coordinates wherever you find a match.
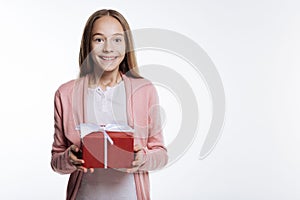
[69,145,94,173]
[127,144,146,173]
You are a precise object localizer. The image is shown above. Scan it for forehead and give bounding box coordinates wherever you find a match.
[92,16,124,37]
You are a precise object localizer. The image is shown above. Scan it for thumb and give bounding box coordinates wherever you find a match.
[70,144,79,152]
[134,144,143,152]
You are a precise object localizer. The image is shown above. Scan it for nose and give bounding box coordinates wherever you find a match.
[103,40,113,53]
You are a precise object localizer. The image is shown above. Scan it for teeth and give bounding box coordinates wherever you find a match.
[101,56,116,61]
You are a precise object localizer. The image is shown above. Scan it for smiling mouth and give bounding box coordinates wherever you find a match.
[99,56,118,61]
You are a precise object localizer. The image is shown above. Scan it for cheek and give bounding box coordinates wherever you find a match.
[91,44,103,53]
[90,41,96,51]
[116,42,126,55]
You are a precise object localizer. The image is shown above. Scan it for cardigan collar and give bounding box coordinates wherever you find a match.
[71,73,134,133]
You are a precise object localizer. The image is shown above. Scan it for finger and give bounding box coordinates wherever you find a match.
[134,147,143,162]
[69,151,83,162]
[89,168,94,173]
[69,152,84,165]
[76,166,88,173]
[133,149,144,165]
[134,144,143,152]
[127,166,139,173]
[135,150,143,159]
[69,145,79,159]
[132,154,144,167]
[115,168,127,173]
[70,145,79,152]
[132,160,142,167]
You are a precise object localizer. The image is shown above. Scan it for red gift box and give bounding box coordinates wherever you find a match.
[82,130,134,169]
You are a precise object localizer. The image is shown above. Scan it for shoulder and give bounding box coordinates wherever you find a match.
[123,75,158,101]
[55,79,76,97]
[124,75,156,92]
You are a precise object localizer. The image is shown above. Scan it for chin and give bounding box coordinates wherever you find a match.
[97,62,120,72]
[103,66,119,72]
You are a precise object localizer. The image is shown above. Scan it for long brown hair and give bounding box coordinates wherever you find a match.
[79,9,140,78]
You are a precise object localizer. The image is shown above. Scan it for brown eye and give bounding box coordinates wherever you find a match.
[111,37,124,45]
[114,38,122,42]
[95,38,104,43]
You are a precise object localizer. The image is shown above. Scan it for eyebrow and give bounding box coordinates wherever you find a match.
[92,33,124,37]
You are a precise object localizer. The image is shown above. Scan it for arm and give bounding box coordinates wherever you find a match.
[50,90,77,174]
[137,85,168,171]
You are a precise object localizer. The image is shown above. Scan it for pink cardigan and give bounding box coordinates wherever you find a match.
[51,74,168,200]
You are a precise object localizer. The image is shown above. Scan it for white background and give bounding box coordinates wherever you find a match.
[0,0,299,199]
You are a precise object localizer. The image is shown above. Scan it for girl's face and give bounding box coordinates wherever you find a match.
[90,16,126,73]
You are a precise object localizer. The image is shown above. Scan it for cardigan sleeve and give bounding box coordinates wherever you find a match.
[50,90,77,174]
[138,85,168,171]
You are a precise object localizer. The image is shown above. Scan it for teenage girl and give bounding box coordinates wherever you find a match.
[51,9,168,200]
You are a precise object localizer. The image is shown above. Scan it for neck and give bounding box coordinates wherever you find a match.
[100,70,121,86]
[90,67,122,90]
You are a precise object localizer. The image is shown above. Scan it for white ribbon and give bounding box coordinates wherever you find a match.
[76,123,114,168]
